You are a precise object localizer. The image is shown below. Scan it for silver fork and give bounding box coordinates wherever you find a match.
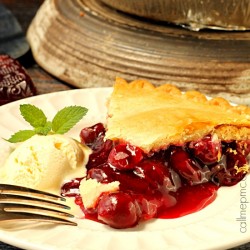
[0,184,77,226]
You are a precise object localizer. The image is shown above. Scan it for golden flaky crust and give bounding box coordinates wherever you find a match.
[106,78,250,153]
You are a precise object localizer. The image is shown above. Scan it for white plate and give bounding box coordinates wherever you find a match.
[0,88,249,250]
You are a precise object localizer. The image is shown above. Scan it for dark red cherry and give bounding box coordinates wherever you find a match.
[115,171,149,194]
[86,138,113,169]
[97,192,140,229]
[61,178,83,197]
[134,160,169,189]
[108,143,143,170]
[88,163,149,194]
[189,134,222,165]
[87,163,116,183]
[134,192,177,220]
[170,148,203,184]
[80,123,105,146]
[236,140,250,157]
[133,194,158,220]
[212,151,247,186]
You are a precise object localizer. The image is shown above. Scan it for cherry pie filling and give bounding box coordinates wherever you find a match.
[61,123,250,229]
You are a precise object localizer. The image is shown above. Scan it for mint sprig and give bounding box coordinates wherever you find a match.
[7,104,88,143]
[52,106,87,134]
[7,130,37,143]
[20,104,47,128]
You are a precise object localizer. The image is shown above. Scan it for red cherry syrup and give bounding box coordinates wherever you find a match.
[61,123,249,228]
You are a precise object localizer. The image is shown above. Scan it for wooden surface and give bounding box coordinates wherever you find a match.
[0,1,250,250]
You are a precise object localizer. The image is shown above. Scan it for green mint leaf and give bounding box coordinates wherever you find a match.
[52,106,88,134]
[34,121,52,135]
[20,104,47,128]
[7,130,36,143]
[6,104,88,143]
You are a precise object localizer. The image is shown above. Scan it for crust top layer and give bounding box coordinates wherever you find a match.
[106,78,250,153]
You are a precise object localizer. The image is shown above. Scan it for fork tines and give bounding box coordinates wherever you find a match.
[0,184,77,226]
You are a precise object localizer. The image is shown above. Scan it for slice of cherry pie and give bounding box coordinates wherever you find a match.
[106,78,250,153]
[62,78,250,229]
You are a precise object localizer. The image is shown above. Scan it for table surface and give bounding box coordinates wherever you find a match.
[0,1,250,249]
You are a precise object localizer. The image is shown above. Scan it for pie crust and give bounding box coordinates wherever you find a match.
[106,78,250,153]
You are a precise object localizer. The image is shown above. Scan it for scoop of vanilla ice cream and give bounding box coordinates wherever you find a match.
[1,134,89,194]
